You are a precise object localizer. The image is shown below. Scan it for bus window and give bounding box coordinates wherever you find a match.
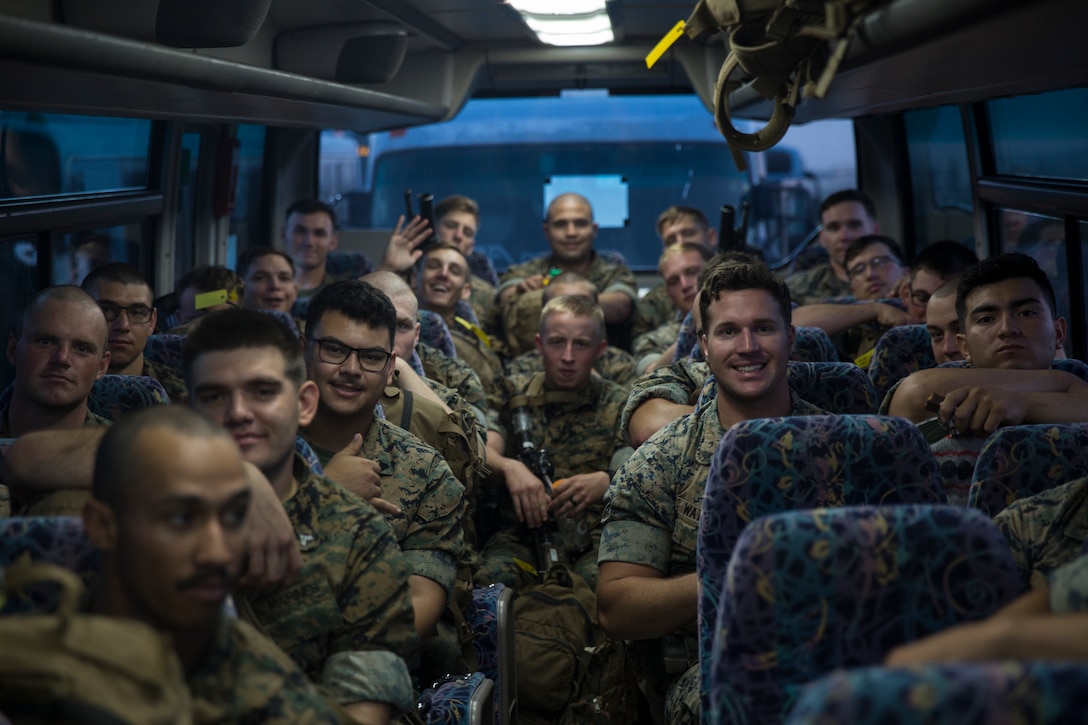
[55,222,148,286]
[0,111,151,199]
[904,105,973,249]
[988,88,1088,182]
[995,208,1073,333]
[228,124,267,253]
[0,238,39,389]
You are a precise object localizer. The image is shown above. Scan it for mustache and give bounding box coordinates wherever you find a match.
[176,567,237,592]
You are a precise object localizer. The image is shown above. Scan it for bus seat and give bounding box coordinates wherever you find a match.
[408,349,427,377]
[866,324,937,402]
[787,361,878,414]
[0,374,167,422]
[325,250,374,280]
[417,672,494,725]
[698,415,947,720]
[455,300,480,327]
[259,309,300,337]
[144,334,185,371]
[295,435,324,476]
[0,516,98,615]
[468,250,500,288]
[791,326,839,363]
[1052,357,1088,382]
[467,583,517,725]
[786,661,1088,725]
[419,309,457,359]
[967,423,1088,517]
[671,311,701,363]
[710,505,1025,725]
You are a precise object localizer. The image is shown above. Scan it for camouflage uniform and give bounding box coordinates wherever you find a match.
[504,347,639,390]
[417,342,488,421]
[994,476,1088,590]
[189,615,349,724]
[632,282,676,340]
[619,358,710,445]
[786,263,850,305]
[478,371,631,590]
[1048,552,1088,613]
[468,275,501,337]
[143,357,189,404]
[633,320,682,376]
[449,317,502,395]
[600,392,825,725]
[1,406,111,517]
[238,455,418,713]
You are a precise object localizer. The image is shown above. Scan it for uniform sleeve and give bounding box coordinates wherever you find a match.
[599,264,639,301]
[993,500,1037,586]
[498,258,540,293]
[619,361,704,442]
[598,433,679,572]
[396,450,465,595]
[1048,553,1088,614]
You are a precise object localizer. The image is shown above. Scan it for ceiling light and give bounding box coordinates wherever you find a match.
[507,0,615,47]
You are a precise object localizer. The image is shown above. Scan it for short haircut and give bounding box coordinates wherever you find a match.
[658,242,713,274]
[176,265,244,298]
[80,262,153,295]
[93,405,230,512]
[955,253,1058,322]
[698,263,793,332]
[844,234,906,269]
[182,308,306,390]
[698,249,767,289]
[655,205,710,238]
[435,195,479,222]
[17,285,104,338]
[911,241,978,282]
[305,279,396,349]
[545,193,593,222]
[539,294,605,342]
[543,272,598,303]
[236,247,296,278]
[820,189,877,220]
[285,198,337,229]
[420,241,469,268]
[930,277,959,301]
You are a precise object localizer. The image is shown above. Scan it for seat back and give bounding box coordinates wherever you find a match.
[967,423,1088,517]
[791,326,839,363]
[467,583,517,725]
[295,435,325,476]
[87,374,170,421]
[866,324,937,402]
[144,334,185,371]
[698,415,947,721]
[419,309,458,359]
[672,310,701,362]
[786,361,878,414]
[325,250,374,279]
[0,517,98,614]
[711,505,1025,725]
[785,661,1088,725]
[468,251,500,288]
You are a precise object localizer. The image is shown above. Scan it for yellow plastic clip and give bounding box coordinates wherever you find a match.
[646,20,686,69]
[194,288,239,311]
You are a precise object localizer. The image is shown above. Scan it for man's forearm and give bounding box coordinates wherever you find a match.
[792,303,879,336]
[597,569,697,640]
[3,428,103,493]
[628,399,693,447]
[598,291,633,324]
[342,701,392,725]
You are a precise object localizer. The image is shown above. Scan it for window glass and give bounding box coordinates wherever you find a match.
[995,208,1072,334]
[904,105,973,249]
[988,88,1088,181]
[319,95,854,271]
[228,124,267,255]
[174,132,202,277]
[0,111,151,199]
[0,238,39,389]
[53,222,147,286]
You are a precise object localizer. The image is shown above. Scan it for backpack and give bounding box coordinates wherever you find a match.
[684,0,890,157]
[0,562,194,725]
[514,566,638,724]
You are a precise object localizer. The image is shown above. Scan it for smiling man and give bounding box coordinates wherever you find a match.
[237,248,299,317]
[787,189,881,305]
[597,263,825,725]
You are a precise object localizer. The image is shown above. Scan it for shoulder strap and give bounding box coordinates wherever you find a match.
[399,390,414,431]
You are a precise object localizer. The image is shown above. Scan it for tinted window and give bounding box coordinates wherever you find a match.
[905,105,974,249]
[988,88,1088,181]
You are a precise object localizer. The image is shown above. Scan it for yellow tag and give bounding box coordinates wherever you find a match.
[194,288,238,310]
[646,20,686,69]
[513,558,538,576]
[853,347,875,370]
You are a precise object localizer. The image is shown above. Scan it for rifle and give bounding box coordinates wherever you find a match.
[402,188,439,254]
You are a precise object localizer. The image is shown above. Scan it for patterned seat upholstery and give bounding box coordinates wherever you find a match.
[791,326,839,363]
[0,517,99,615]
[710,505,1026,725]
[967,423,1088,517]
[295,435,325,476]
[0,375,165,422]
[417,672,495,725]
[866,324,936,402]
[325,250,374,279]
[419,309,458,359]
[698,415,948,721]
[786,361,878,414]
[455,300,480,326]
[672,310,701,363]
[468,251,500,288]
[259,309,301,337]
[144,334,185,371]
[467,584,517,725]
[785,661,1088,725]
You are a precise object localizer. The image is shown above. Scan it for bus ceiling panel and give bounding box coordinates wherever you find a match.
[728,0,1084,123]
[0,15,447,130]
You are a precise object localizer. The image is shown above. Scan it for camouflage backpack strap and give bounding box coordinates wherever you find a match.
[508,374,582,410]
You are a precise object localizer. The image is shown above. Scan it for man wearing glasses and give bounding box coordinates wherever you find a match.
[899,240,979,324]
[300,280,466,656]
[81,262,188,402]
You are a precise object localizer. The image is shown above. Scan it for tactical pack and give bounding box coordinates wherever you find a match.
[514,566,637,724]
[685,0,890,155]
[0,562,193,725]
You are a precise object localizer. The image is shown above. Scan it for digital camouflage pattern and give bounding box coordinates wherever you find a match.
[632,281,676,340]
[785,263,850,305]
[600,392,824,723]
[633,320,683,375]
[1049,551,1088,613]
[504,346,639,390]
[618,358,709,444]
[479,371,631,588]
[238,456,418,712]
[994,476,1088,590]
[144,357,189,404]
[498,251,638,301]
[189,616,349,724]
[450,319,502,395]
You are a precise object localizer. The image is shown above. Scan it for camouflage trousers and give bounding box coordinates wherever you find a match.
[474,526,601,592]
[664,663,699,725]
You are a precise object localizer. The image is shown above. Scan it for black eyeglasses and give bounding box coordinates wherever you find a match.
[98,302,154,324]
[307,337,392,373]
[848,255,900,279]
